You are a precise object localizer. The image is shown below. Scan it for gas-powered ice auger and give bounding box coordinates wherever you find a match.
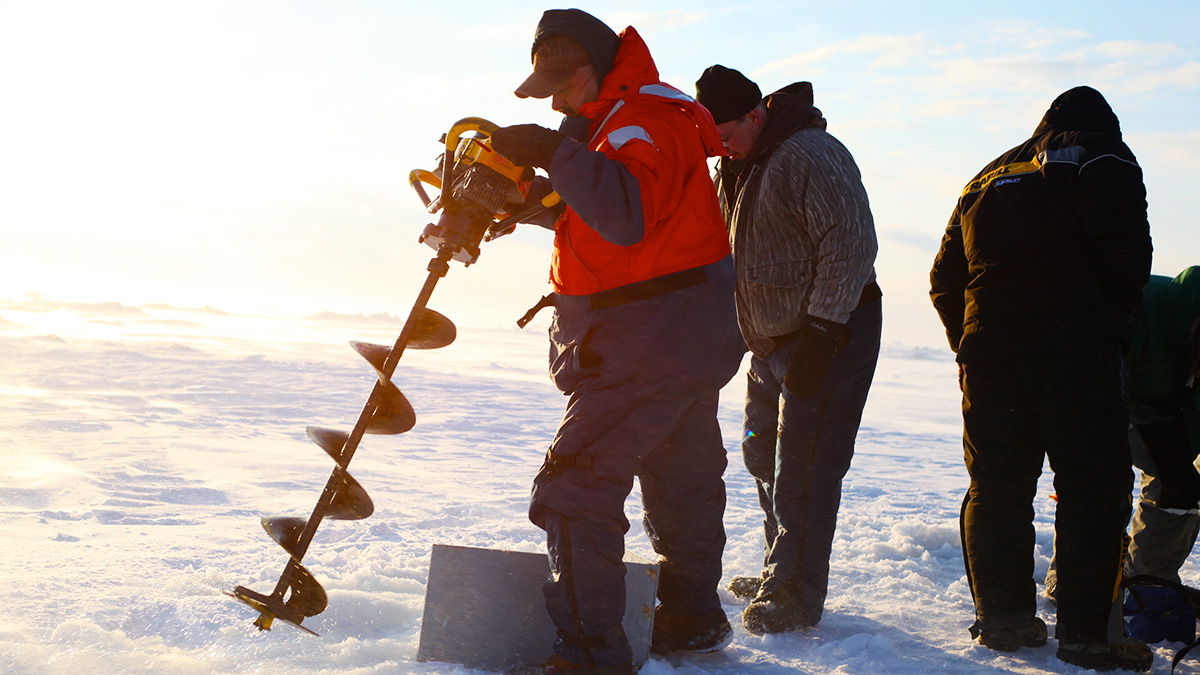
[228,117,559,634]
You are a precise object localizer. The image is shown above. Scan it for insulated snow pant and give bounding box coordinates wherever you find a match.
[1044,411,1200,592]
[1125,409,1200,584]
[528,258,745,667]
[960,341,1133,644]
[741,297,881,624]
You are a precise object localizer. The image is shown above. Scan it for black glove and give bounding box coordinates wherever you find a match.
[513,176,564,223]
[487,176,560,241]
[784,316,850,397]
[514,176,553,212]
[1135,419,1200,510]
[490,124,565,169]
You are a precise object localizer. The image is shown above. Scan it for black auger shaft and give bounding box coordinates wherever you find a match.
[274,247,452,574]
[231,115,541,635]
[233,248,457,633]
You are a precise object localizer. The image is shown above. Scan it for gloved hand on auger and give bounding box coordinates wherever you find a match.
[491,124,566,169]
[488,176,562,240]
[784,316,850,397]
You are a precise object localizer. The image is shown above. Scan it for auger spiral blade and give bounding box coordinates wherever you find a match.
[410,308,456,349]
[351,309,454,386]
[348,343,417,435]
[263,516,307,559]
[328,471,374,520]
[351,341,393,386]
[261,477,373,535]
[366,382,416,435]
[307,427,350,466]
[302,427,373,516]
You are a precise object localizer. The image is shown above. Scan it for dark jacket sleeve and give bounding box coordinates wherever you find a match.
[1076,146,1152,311]
[546,138,645,246]
[930,208,970,352]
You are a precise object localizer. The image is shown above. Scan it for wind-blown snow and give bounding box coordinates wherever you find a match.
[0,298,1191,674]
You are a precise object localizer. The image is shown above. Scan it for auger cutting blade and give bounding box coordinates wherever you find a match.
[263,516,307,559]
[229,585,320,635]
[329,471,374,520]
[307,426,350,466]
[411,308,456,349]
[366,382,416,435]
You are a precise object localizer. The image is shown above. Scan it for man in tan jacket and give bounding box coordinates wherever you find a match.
[696,64,881,634]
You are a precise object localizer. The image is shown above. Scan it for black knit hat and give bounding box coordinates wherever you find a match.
[695,65,762,124]
[515,9,621,99]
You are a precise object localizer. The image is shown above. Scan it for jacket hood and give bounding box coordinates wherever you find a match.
[577,26,724,158]
[746,82,827,164]
[1033,86,1121,136]
[1166,266,1200,353]
[584,26,659,109]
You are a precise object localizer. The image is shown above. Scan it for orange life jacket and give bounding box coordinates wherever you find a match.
[550,27,730,296]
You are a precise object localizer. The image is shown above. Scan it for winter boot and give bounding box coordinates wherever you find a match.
[1056,636,1154,672]
[742,589,816,634]
[728,575,763,600]
[650,607,733,654]
[971,617,1048,652]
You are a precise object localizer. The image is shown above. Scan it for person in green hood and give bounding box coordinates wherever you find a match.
[1046,266,1200,643]
[1123,266,1200,587]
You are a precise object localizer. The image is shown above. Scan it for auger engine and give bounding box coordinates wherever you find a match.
[411,117,560,265]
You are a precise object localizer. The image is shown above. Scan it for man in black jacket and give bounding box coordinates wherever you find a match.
[930,86,1153,671]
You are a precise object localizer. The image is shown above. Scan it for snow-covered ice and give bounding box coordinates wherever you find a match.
[0,296,1193,674]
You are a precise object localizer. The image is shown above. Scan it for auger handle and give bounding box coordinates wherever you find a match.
[408,169,441,208]
[444,117,501,152]
[440,117,500,194]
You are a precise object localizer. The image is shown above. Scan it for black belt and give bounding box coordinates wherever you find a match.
[516,266,709,328]
[589,267,707,310]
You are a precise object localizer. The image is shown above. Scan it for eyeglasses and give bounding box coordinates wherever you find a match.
[719,115,746,145]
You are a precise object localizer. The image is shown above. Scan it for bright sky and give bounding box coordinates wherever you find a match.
[1,1,1197,346]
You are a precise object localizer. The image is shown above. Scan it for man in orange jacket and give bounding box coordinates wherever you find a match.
[489,9,745,674]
